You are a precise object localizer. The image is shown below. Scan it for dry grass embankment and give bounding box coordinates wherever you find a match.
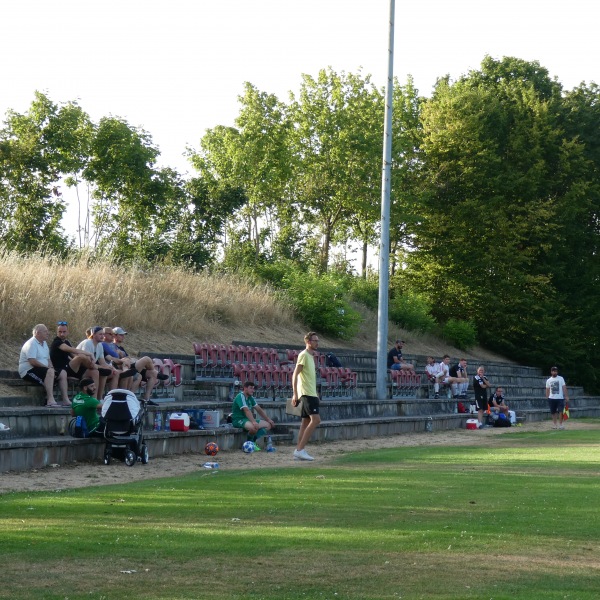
[0,252,510,371]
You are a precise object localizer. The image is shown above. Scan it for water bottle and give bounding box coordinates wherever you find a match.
[425,416,433,432]
[154,412,162,431]
[203,462,219,469]
[164,413,171,431]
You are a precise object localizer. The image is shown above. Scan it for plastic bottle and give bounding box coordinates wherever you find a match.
[154,412,162,431]
[425,417,433,432]
[164,413,171,431]
[203,462,219,469]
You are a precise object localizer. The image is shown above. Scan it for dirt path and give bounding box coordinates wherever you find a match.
[1,421,582,494]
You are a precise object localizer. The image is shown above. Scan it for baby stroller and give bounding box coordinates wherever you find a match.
[101,388,149,466]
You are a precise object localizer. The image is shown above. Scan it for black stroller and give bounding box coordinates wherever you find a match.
[101,388,149,466]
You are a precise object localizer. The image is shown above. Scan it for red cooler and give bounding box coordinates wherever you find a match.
[169,412,190,432]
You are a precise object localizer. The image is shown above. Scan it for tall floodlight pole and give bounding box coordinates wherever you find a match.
[376,0,395,400]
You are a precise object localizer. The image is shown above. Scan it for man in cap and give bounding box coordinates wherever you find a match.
[386,340,415,372]
[111,327,169,404]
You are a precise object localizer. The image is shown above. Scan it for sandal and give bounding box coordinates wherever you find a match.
[45,402,61,408]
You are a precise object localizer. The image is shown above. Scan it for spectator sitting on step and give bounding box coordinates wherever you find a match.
[439,355,469,399]
[76,326,120,400]
[50,321,99,394]
[387,340,415,372]
[231,380,275,451]
[111,326,169,405]
[449,358,469,399]
[489,386,510,417]
[101,328,136,389]
[425,356,443,398]
[18,323,68,408]
[71,377,104,437]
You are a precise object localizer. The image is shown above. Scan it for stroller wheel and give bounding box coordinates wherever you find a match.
[124,450,137,467]
[68,417,77,437]
[140,444,149,464]
[103,451,111,465]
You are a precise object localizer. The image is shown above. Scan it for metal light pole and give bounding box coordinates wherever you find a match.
[376,0,395,400]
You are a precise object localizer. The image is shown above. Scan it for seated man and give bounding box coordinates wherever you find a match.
[71,377,104,437]
[101,328,136,389]
[231,380,276,451]
[425,356,443,398]
[111,327,169,404]
[77,326,120,399]
[448,357,469,399]
[18,323,68,407]
[489,386,510,417]
[439,355,469,401]
[50,322,99,394]
[387,340,415,372]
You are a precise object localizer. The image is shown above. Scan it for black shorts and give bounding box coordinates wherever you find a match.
[548,398,565,415]
[299,395,320,418]
[22,366,49,386]
[474,393,488,411]
[65,364,87,379]
[98,367,112,377]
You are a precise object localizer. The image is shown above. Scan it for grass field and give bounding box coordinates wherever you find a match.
[1,427,599,600]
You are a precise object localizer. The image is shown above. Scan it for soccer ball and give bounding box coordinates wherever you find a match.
[205,442,219,456]
[242,440,255,454]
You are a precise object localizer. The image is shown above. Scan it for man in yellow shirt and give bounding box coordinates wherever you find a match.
[291,331,322,461]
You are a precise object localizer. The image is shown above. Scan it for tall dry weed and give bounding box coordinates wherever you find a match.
[0,252,294,342]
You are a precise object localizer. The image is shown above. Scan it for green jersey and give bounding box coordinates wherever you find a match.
[72,392,101,432]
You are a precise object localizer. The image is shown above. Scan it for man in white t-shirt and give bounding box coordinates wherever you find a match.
[77,326,120,399]
[545,366,569,430]
[18,324,68,407]
[425,356,443,398]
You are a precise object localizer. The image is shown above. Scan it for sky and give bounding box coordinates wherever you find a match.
[1,0,599,236]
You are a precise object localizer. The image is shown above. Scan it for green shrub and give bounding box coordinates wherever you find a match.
[349,276,379,310]
[280,271,361,339]
[389,292,436,332]
[443,318,477,350]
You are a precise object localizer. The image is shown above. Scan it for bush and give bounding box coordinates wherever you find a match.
[280,271,361,340]
[349,276,379,311]
[389,292,436,333]
[443,318,477,350]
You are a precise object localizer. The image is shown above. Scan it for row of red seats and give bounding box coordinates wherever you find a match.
[389,369,423,397]
[233,363,294,399]
[152,358,182,387]
[193,343,281,378]
[319,366,357,397]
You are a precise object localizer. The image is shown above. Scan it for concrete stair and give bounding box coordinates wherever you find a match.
[1,347,599,473]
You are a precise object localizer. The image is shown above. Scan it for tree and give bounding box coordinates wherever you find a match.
[405,56,582,367]
[289,68,383,273]
[191,83,292,260]
[0,92,88,252]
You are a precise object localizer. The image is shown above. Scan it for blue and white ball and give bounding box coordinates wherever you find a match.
[242,440,255,454]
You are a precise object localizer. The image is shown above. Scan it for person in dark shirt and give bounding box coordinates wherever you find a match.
[50,322,99,402]
[386,340,415,372]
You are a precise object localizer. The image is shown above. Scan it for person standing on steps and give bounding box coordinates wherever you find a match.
[291,332,322,461]
[545,366,569,430]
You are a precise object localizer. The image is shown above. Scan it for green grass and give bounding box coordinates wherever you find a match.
[1,428,600,599]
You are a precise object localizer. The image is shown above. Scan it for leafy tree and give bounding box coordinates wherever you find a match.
[0,92,86,252]
[289,68,384,273]
[403,56,599,382]
[191,83,291,260]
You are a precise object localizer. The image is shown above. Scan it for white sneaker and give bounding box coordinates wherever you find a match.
[558,424,565,430]
[293,449,314,461]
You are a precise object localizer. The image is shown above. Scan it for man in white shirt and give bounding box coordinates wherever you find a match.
[77,326,120,399]
[545,366,569,430]
[18,324,68,407]
[425,356,443,398]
